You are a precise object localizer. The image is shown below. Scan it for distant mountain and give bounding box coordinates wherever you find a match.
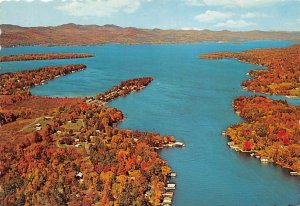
[1,23,300,47]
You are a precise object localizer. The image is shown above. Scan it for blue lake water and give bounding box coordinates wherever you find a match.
[1,41,299,206]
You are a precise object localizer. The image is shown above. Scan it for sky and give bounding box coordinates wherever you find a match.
[0,0,300,31]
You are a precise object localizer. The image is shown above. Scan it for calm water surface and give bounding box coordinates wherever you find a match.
[1,41,299,206]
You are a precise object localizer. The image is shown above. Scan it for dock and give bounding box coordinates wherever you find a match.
[162,191,174,197]
[260,158,269,163]
[168,172,177,178]
[290,171,300,176]
[165,141,185,148]
[165,183,176,190]
[162,197,172,205]
[161,172,177,205]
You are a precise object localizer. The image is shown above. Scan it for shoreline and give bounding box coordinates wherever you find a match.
[203,45,300,176]
[0,58,179,205]
[1,39,299,49]
[0,53,95,62]
[223,96,300,175]
[223,133,300,176]
[201,44,300,97]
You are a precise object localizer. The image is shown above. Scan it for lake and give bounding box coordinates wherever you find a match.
[1,41,299,206]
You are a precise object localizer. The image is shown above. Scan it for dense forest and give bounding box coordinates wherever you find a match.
[0,63,176,205]
[225,96,300,173]
[0,53,95,62]
[96,77,153,102]
[0,64,86,95]
[203,45,300,174]
[201,44,300,97]
[0,101,175,205]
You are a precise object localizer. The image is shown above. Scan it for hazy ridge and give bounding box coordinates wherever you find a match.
[1,23,300,47]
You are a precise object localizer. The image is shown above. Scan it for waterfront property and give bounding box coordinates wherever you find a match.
[163,191,174,197]
[166,183,176,190]
[163,197,172,204]
[169,172,177,178]
[290,172,299,176]
[2,41,299,206]
[260,158,269,163]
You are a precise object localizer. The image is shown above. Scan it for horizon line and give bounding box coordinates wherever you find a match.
[1,23,300,33]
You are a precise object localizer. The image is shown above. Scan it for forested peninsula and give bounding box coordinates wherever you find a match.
[201,44,300,97]
[0,53,95,62]
[0,55,178,205]
[202,44,300,175]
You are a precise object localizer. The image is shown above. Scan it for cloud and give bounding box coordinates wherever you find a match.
[194,10,270,29]
[181,27,203,30]
[184,0,286,7]
[0,0,150,17]
[215,19,256,28]
[194,10,233,23]
[56,0,149,17]
[241,12,270,18]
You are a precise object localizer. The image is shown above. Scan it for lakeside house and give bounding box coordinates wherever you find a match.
[169,172,177,178]
[229,144,240,151]
[75,172,83,179]
[162,197,172,204]
[290,172,299,176]
[166,183,176,190]
[260,158,269,163]
[162,191,174,197]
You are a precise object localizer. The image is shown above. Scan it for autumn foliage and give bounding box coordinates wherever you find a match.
[0,100,174,205]
[0,64,174,205]
[226,96,300,172]
[201,44,300,97]
[96,77,153,102]
[1,23,300,47]
[0,53,95,62]
[0,64,86,95]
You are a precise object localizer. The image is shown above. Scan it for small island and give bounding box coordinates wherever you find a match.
[0,53,95,62]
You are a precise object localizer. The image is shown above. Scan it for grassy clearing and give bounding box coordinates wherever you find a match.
[22,117,52,133]
[62,119,84,132]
